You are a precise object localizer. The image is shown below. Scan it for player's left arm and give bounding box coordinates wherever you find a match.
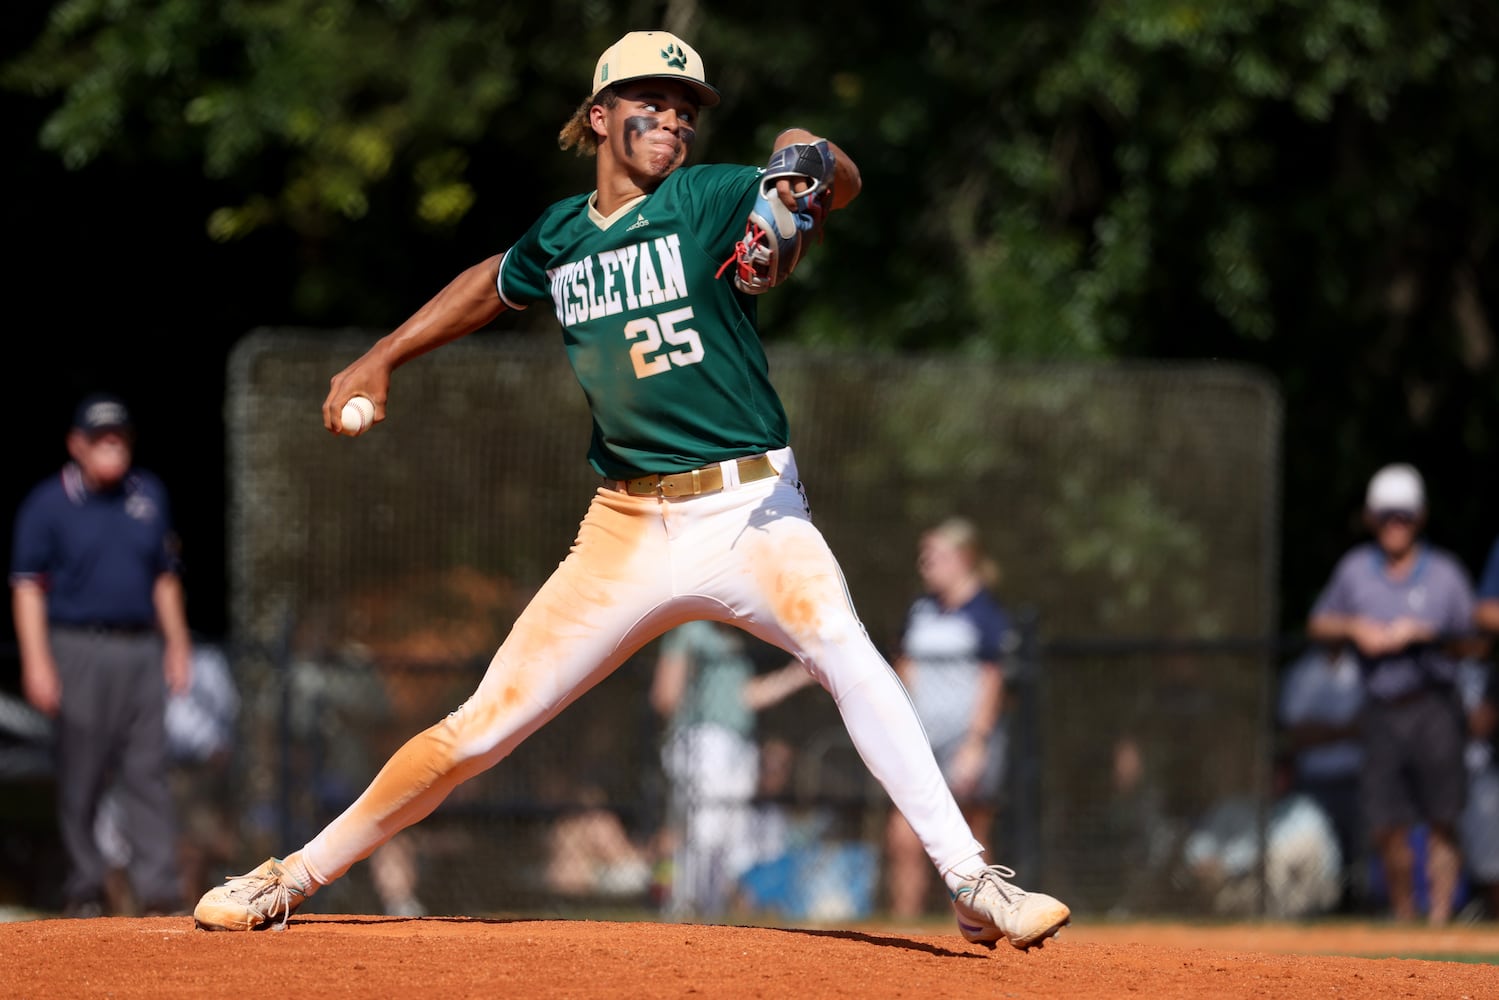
[766,129,861,251]
[721,132,859,294]
[769,128,861,213]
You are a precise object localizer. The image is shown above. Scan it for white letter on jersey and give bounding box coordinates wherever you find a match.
[594,252,625,319]
[637,249,663,306]
[614,244,641,312]
[549,264,572,325]
[653,234,687,301]
[567,261,589,324]
[585,256,611,321]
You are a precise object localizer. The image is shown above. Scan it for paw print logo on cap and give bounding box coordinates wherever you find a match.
[661,43,688,71]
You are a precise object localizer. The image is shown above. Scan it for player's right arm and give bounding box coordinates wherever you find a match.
[323,254,508,434]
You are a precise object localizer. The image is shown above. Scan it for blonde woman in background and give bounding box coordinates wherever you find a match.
[886,518,1011,920]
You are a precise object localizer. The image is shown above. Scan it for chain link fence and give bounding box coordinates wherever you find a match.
[221,328,1286,922]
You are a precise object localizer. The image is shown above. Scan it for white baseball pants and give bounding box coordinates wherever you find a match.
[302,447,983,885]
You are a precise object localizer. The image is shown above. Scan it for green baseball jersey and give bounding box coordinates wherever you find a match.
[497,163,791,479]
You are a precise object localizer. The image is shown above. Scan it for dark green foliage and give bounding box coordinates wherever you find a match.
[4,2,1497,632]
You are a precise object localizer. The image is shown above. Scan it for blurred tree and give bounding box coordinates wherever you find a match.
[5,1,1497,628]
[862,1,1498,608]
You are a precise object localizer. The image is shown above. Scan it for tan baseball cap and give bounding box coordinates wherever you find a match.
[592,30,720,108]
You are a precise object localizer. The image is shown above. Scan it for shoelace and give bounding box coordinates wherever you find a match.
[969,865,1024,907]
[223,864,306,930]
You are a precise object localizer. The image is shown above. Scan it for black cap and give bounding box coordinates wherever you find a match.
[72,393,134,436]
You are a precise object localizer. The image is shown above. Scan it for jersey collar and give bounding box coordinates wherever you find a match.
[587,190,649,230]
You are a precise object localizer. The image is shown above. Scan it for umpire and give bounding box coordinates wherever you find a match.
[9,392,192,916]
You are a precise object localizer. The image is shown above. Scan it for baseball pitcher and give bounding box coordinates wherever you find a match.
[194,29,1070,952]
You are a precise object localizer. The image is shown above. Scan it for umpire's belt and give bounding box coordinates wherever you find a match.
[54,621,155,636]
[613,454,777,498]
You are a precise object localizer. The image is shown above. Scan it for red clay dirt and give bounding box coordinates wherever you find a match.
[2,913,1496,999]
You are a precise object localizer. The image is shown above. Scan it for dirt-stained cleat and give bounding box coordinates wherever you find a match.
[951,865,1071,951]
[193,858,310,931]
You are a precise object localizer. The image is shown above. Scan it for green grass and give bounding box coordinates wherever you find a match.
[1381,952,1499,964]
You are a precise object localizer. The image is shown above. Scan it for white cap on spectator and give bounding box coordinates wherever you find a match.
[1365,463,1425,513]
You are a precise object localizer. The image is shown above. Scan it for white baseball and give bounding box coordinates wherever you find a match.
[340,396,375,436]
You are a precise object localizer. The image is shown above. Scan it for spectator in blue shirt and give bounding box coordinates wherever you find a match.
[885,517,1011,920]
[1307,463,1482,925]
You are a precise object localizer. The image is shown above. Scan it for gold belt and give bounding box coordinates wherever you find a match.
[616,454,777,498]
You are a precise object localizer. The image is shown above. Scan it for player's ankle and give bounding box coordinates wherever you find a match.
[942,853,987,892]
[282,853,320,894]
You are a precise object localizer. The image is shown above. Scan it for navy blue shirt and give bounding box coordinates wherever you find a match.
[9,462,179,626]
[898,588,1010,748]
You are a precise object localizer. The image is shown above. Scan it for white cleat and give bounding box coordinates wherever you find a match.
[951,865,1071,951]
[193,857,310,931]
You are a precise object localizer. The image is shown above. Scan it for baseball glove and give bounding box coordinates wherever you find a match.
[718,140,837,295]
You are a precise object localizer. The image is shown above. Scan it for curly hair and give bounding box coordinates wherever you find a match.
[557,89,619,157]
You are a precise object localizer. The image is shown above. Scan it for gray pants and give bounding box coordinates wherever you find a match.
[52,628,180,910]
